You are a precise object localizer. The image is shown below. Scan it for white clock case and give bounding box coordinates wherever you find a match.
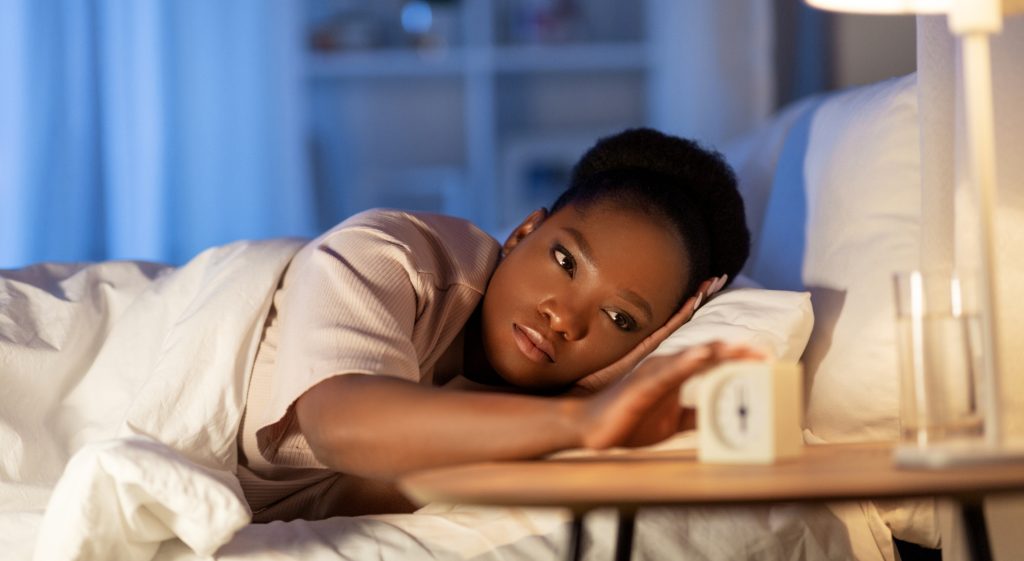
[697,361,804,464]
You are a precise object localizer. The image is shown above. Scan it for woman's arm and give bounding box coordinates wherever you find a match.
[296,373,582,480]
[295,343,757,481]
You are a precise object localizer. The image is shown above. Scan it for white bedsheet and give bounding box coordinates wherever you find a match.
[1,239,300,561]
[1,240,894,561]
[149,494,893,561]
[152,503,889,561]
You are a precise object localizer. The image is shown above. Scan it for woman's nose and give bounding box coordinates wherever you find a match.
[539,297,587,341]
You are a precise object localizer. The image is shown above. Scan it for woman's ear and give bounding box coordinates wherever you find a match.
[501,208,548,257]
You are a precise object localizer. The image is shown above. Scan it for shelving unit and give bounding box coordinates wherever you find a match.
[305,0,652,236]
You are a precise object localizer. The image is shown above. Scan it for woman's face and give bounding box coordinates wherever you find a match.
[480,201,690,390]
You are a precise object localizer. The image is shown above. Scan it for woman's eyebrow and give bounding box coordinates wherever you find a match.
[561,227,594,267]
[619,289,653,323]
[560,226,653,323]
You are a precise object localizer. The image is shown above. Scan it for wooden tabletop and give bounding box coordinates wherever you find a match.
[399,442,1024,511]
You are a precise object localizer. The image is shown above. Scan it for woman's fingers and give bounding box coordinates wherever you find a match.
[707,274,729,298]
[580,342,762,449]
[634,342,766,392]
[572,297,703,393]
[567,276,735,395]
[634,276,718,356]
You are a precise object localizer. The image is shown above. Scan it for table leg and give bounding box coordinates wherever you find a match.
[567,513,585,561]
[960,501,993,561]
[614,510,636,561]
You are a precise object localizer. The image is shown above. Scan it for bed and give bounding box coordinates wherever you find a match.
[2,72,936,561]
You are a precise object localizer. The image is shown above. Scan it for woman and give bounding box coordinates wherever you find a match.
[236,127,759,521]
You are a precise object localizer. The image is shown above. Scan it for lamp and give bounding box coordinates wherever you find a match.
[806,0,1024,465]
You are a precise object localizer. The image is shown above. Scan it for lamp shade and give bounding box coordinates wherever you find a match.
[805,0,950,13]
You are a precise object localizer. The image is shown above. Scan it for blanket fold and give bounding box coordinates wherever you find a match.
[34,437,250,561]
[1,239,303,561]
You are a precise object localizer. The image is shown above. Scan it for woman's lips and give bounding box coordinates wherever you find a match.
[512,323,555,363]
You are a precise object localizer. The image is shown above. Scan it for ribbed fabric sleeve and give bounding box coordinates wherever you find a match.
[236,209,499,521]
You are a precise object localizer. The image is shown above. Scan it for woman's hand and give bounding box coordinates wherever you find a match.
[575,341,763,449]
[569,275,728,395]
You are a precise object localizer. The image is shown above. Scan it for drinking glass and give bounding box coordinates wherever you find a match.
[893,270,984,447]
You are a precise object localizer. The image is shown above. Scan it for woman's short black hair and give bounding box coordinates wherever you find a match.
[551,127,750,299]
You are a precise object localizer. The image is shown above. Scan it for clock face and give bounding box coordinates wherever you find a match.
[710,374,763,450]
[698,360,802,464]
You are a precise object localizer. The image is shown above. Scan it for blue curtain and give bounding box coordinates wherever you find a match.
[0,0,315,267]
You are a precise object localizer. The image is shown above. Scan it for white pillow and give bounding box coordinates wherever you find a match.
[723,94,825,282]
[650,277,813,408]
[650,277,814,362]
[799,74,921,442]
[718,75,931,547]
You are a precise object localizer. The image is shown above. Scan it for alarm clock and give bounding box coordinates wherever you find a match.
[697,360,803,464]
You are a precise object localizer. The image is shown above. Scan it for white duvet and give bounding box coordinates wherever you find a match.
[0,240,893,561]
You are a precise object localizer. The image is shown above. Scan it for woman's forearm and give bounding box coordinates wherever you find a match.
[295,374,586,481]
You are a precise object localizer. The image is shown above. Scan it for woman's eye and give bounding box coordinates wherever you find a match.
[605,310,637,332]
[552,247,575,277]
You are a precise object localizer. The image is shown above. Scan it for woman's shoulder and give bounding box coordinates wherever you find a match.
[340,209,488,240]
[313,208,501,287]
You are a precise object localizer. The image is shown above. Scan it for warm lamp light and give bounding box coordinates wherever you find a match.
[807,0,1024,16]
[806,0,951,14]
[806,0,1024,466]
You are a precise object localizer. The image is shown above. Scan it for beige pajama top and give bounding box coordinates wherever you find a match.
[235,209,500,521]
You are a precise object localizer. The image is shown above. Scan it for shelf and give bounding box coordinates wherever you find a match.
[304,0,653,231]
[494,42,649,73]
[307,42,648,79]
[307,48,466,79]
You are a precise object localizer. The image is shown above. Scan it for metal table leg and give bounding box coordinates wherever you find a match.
[566,509,637,561]
[961,501,993,561]
[614,510,636,561]
[567,512,585,561]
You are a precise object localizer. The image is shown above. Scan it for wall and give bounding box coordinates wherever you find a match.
[773,3,917,108]
[833,13,917,88]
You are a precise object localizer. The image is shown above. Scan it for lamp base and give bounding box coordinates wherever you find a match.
[893,440,1024,469]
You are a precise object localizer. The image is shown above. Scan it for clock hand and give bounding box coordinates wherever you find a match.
[738,387,748,433]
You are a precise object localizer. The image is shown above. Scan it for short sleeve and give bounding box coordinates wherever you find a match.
[241,210,499,471]
[283,228,422,385]
[253,226,424,457]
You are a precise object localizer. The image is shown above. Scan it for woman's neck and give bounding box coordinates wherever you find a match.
[460,304,508,387]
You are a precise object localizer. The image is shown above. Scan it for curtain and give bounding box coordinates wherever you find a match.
[0,1,790,266]
[0,0,314,267]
